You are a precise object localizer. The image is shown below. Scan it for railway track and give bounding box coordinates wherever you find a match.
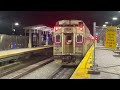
[48,66,76,79]
[0,57,53,79]
[1,57,77,79]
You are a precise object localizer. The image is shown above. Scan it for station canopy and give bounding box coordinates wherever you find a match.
[23,25,54,33]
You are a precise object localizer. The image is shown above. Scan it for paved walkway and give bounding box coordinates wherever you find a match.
[91,46,120,79]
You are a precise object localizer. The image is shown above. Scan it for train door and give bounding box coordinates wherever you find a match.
[63,33,73,54]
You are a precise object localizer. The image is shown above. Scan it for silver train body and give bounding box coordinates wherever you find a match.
[53,20,94,66]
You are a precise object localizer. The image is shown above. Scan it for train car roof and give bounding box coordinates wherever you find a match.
[55,20,91,34]
[56,20,84,25]
[57,20,83,22]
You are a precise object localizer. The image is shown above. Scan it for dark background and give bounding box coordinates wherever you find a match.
[0,11,119,35]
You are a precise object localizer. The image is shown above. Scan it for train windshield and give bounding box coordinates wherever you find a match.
[77,35,82,42]
[56,35,60,42]
[65,34,73,45]
[67,36,72,40]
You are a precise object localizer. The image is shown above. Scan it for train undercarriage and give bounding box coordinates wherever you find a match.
[54,55,83,66]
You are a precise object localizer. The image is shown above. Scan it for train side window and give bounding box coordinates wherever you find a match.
[56,35,60,42]
[77,34,82,42]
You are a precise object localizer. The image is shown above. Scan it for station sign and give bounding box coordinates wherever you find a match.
[105,26,117,49]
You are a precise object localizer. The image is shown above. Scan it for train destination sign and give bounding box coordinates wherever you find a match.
[105,26,117,49]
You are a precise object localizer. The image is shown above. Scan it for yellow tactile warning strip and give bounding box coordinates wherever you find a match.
[0,45,53,59]
[70,45,94,79]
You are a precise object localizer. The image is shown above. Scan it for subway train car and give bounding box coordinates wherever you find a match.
[53,20,94,66]
[0,34,28,50]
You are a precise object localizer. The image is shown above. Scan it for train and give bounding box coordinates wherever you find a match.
[53,20,94,66]
[0,34,29,50]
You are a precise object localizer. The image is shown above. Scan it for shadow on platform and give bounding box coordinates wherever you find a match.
[113,54,120,57]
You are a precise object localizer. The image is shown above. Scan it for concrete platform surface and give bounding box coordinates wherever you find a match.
[91,46,120,79]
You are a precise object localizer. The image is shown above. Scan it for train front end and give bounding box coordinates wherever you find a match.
[53,20,85,66]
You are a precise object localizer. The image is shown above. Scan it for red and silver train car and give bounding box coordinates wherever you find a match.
[53,20,94,65]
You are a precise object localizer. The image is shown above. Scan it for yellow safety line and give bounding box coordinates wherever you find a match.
[0,46,53,59]
[70,45,94,79]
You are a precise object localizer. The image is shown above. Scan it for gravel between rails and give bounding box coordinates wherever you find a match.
[19,61,62,79]
[48,67,76,79]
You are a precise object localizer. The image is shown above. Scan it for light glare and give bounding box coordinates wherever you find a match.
[14,22,19,26]
[103,25,106,27]
[105,22,109,24]
[112,17,118,20]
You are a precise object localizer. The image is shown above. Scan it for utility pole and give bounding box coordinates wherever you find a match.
[12,22,19,35]
[88,22,100,74]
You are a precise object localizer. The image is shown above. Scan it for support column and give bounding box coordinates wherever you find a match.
[28,29,32,48]
[41,31,44,42]
[45,31,49,45]
[25,29,27,36]
[39,30,42,47]
[25,29,27,48]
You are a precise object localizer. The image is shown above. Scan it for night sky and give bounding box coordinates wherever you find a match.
[0,11,119,35]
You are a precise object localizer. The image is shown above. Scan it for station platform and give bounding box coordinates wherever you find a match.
[71,44,120,79]
[91,46,120,79]
[0,45,53,59]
